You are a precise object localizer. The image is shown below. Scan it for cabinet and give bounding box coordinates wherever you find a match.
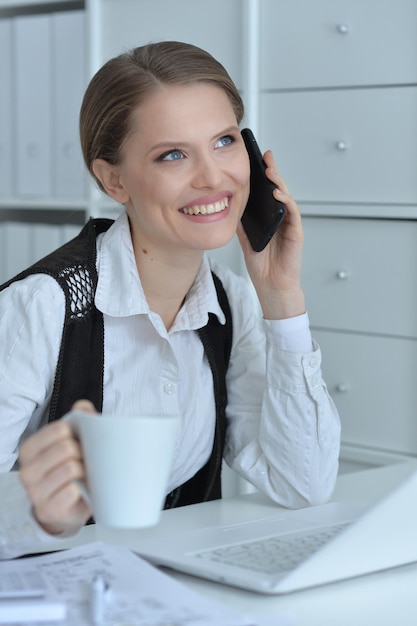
[259,0,417,462]
[302,217,417,456]
[1,0,416,470]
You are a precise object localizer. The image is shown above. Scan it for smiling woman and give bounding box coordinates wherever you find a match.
[0,41,340,557]
[91,82,249,261]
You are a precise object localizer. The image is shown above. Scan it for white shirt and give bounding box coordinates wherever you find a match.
[0,212,341,557]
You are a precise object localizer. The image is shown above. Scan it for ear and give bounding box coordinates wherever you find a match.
[92,159,130,203]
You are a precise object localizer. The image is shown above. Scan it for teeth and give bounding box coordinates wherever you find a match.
[182,197,229,216]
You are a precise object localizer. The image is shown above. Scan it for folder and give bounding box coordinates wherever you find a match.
[52,10,87,199]
[14,14,52,197]
[0,19,13,197]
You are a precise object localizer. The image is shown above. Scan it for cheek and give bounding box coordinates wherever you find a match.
[127,175,162,205]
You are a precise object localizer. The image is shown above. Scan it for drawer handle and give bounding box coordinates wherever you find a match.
[335,141,349,151]
[336,270,349,280]
[337,24,350,34]
[335,383,349,393]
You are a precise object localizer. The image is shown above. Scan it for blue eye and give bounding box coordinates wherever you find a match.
[159,149,184,161]
[216,135,234,148]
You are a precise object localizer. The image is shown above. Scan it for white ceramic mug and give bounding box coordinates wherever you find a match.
[64,411,181,528]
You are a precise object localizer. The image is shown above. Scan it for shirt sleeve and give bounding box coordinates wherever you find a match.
[0,276,69,556]
[217,268,341,508]
[0,274,65,472]
[265,312,313,353]
[0,472,79,560]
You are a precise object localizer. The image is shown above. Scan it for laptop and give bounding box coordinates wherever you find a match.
[134,468,417,594]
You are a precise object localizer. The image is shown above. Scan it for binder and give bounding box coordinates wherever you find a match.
[14,14,52,197]
[52,10,87,199]
[0,19,13,197]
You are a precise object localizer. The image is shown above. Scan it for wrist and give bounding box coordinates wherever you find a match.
[258,286,306,320]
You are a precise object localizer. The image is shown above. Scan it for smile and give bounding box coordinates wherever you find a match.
[181,197,229,216]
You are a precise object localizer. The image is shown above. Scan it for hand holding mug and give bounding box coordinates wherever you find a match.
[64,411,181,528]
[20,407,181,532]
[19,417,91,536]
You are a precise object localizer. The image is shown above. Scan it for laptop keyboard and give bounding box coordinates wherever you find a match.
[194,522,350,575]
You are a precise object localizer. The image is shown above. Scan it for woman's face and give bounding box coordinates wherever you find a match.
[112,82,250,258]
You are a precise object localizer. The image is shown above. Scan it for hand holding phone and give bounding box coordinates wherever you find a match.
[241,128,285,252]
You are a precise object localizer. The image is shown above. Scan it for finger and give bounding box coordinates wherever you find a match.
[19,448,85,526]
[20,429,82,480]
[260,153,300,223]
[263,150,291,195]
[21,443,84,499]
[263,149,278,172]
[34,481,91,531]
[20,436,90,531]
[267,169,290,197]
[45,453,85,495]
[19,420,73,466]
[71,399,97,413]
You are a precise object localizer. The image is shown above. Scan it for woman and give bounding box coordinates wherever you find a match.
[0,41,340,557]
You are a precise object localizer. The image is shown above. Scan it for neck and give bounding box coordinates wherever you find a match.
[133,243,204,331]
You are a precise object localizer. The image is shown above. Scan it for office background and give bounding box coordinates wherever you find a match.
[1,0,417,490]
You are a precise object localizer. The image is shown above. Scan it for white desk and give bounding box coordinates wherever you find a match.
[51,461,417,626]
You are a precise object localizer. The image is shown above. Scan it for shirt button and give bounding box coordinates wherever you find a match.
[309,358,317,369]
[163,382,177,395]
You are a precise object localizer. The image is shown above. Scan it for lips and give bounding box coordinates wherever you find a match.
[180,196,229,216]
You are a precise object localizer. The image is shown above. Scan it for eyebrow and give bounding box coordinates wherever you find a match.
[146,125,239,156]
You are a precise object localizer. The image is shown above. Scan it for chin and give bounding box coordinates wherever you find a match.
[202,232,237,251]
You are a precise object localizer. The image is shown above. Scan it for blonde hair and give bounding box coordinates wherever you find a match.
[80,41,244,192]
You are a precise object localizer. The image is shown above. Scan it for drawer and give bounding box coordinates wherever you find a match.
[301,217,417,338]
[100,0,243,88]
[260,87,417,205]
[260,0,417,89]
[314,329,417,456]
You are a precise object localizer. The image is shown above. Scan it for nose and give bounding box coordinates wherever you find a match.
[191,152,223,189]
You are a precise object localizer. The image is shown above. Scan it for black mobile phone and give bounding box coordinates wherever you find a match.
[241,128,285,252]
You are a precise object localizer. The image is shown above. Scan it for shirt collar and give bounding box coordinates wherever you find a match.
[95,211,226,330]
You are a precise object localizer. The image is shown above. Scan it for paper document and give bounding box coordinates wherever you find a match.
[0,541,292,625]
